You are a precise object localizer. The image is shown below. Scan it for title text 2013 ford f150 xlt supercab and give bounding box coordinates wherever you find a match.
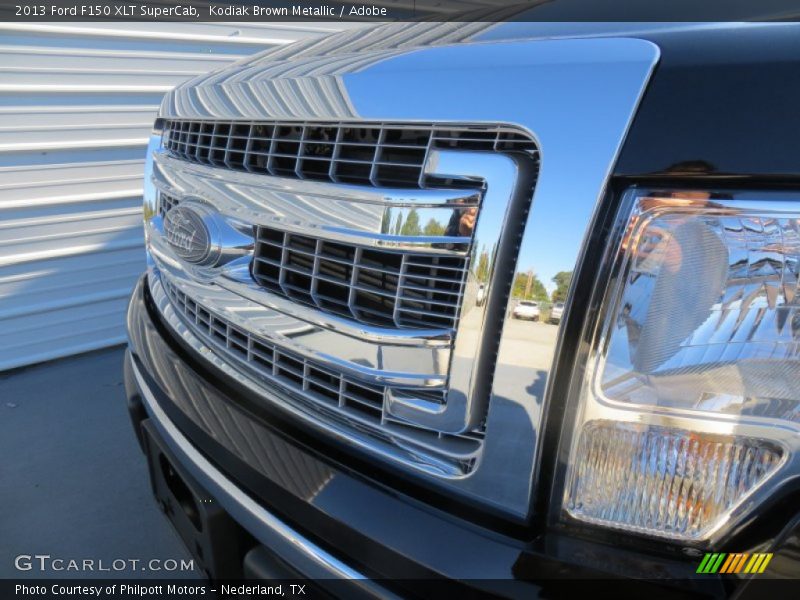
[124,17,800,596]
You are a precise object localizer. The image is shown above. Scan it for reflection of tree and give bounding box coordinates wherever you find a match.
[512,271,548,301]
[381,207,392,234]
[475,249,490,283]
[423,218,446,236]
[551,271,573,302]
[392,212,404,235]
[400,209,421,235]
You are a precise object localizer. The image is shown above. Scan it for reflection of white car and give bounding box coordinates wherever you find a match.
[550,301,565,323]
[476,284,486,306]
[512,300,540,321]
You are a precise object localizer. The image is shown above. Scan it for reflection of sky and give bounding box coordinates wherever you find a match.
[342,39,657,295]
[523,200,583,293]
[475,22,730,44]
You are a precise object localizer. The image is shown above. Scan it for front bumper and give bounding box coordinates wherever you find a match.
[125,273,726,595]
[127,353,385,590]
[125,274,531,588]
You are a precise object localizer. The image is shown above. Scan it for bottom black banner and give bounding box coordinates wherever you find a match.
[2,578,799,600]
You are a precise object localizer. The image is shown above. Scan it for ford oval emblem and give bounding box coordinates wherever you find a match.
[163,206,211,264]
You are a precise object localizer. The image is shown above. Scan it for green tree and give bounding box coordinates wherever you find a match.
[551,271,573,302]
[400,209,422,236]
[423,218,446,236]
[475,249,490,283]
[512,271,548,301]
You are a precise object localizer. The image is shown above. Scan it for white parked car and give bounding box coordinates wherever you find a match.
[512,300,540,321]
[476,284,487,306]
[550,301,565,323]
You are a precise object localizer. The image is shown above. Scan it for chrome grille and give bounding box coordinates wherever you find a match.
[155,119,539,478]
[158,192,181,217]
[162,119,538,187]
[253,226,468,329]
[161,276,482,474]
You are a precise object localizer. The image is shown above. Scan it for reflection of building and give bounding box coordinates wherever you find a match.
[0,22,356,370]
[10,14,542,371]
[167,20,504,121]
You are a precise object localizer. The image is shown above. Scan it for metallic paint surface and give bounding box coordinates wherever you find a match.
[148,33,660,517]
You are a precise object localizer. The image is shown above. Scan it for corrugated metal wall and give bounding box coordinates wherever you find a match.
[0,22,355,371]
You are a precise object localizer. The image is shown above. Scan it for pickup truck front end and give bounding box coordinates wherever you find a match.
[124,21,800,594]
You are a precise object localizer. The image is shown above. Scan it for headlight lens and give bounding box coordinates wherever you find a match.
[566,421,782,540]
[561,191,798,543]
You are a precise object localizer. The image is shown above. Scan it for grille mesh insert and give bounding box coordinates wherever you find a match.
[158,192,469,331]
[162,119,538,188]
[253,226,468,329]
[161,277,483,473]
[158,192,180,217]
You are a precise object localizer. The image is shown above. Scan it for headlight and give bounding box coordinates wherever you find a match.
[560,190,799,544]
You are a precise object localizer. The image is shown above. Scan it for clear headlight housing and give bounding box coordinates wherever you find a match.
[560,190,800,544]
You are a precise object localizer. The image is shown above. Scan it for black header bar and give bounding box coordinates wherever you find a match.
[2,0,800,23]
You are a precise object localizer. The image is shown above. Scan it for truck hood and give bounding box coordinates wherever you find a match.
[159,18,703,120]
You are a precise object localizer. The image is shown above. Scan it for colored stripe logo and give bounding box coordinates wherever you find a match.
[697,553,773,574]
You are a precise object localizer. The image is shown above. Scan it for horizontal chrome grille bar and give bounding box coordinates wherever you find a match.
[162,119,538,189]
[160,274,482,475]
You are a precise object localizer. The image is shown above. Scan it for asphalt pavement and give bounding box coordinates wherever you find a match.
[0,347,196,579]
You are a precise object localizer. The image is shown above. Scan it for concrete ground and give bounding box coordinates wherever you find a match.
[0,346,196,579]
